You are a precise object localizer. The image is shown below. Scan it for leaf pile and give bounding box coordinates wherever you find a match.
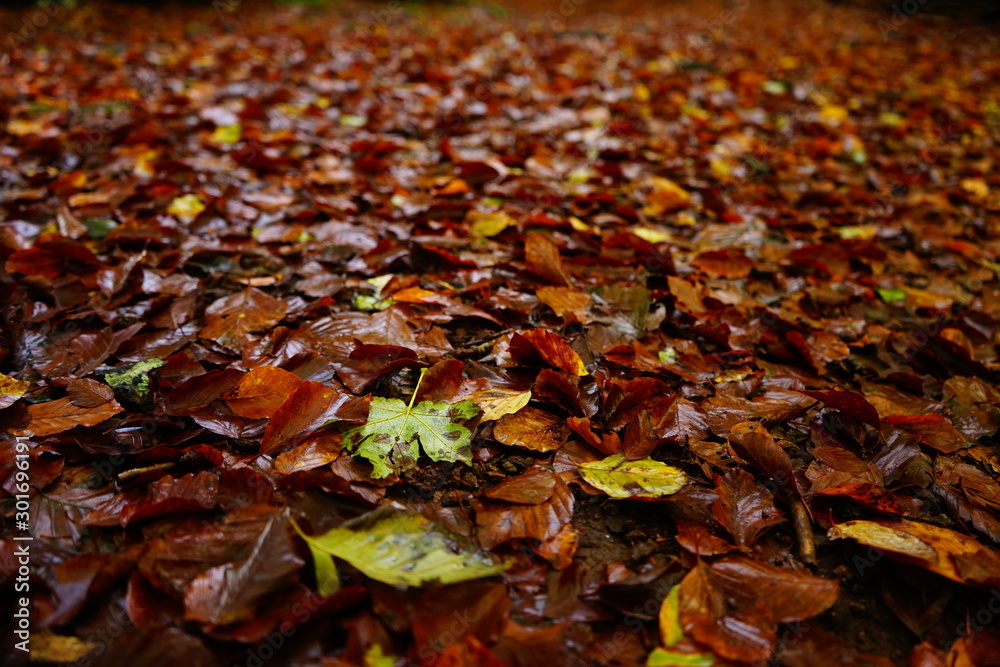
[2,1,1000,666]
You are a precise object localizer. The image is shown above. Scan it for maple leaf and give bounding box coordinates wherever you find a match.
[342,369,479,478]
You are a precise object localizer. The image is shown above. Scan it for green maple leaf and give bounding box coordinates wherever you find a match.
[342,369,479,478]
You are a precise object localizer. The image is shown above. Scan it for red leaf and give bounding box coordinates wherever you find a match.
[260,381,365,455]
[798,389,881,427]
[711,469,784,547]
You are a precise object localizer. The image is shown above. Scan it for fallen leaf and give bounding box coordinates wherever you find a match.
[493,406,571,452]
[294,507,507,587]
[579,454,686,499]
[828,519,1000,587]
[466,388,533,422]
[0,372,31,409]
[13,396,123,437]
[223,365,305,419]
[509,329,587,376]
[342,370,479,478]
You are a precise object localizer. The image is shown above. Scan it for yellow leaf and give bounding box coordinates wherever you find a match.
[836,225,877,240]
[0,372,31,410]
[569,216,596,234]
[820,104,849,124]
[469,211,516,238]
[961,178,989,198]
[642,176,691,216]
[659,585,684,647]
[466,388,532,421]
[828,521,936,560]
[6,118,47,136]
[632,227,673,244]
[580,454,686,499]
[167,194,206,219]
[210,123,242,145]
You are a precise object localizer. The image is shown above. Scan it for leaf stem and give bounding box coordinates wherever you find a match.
[408,367,427,409]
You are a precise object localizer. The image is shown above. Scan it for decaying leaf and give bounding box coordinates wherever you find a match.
[828,519,1000,587]
[0,372,31,409]
[579,454,686,499]
[466,388,533,421]
[293,508,507,588]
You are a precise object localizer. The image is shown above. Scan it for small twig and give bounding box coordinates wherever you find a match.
[116,461,176,483]
[791,496,816,565]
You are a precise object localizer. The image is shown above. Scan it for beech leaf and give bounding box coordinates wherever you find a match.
[579,454,687,498]
[292,508,507,588]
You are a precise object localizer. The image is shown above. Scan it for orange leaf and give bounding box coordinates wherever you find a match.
[493,407,571,453]
[535,286,590,319]
[509,329,587,376]
[14,396,122,437]
[223,366,304,419]
[525,233,570,286]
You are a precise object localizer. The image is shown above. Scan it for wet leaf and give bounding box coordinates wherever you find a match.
[223,365,304,419]
[466,388,532,422]
[579,454,686,499]
[342,370,479,478]
[0,372,30,409]
[494,406,571,452]
[13,395,123,437]
[293,508,507,588]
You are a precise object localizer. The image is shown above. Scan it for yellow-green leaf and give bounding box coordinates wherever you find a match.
[293,508,507,588]
[659,585,684,648]
[342,369,480,478]
[580,454,686,499]
[210,123,242,145]
[632,227,673,244]
[836,224,877,240]
[466,388,532,422]
[469,211,516,238]
[647,648,716,667]
[292,520,340,596]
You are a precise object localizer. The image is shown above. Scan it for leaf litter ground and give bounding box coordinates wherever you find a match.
[2,0,1000,665]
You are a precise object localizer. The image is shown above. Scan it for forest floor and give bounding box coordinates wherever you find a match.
[2,0,1000,665]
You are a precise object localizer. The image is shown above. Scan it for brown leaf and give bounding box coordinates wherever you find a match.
[494,407,571,453]
[484,467,557,505]
[66,378,116,408]
[711,469,784,547]
[678,561,775,663]
[222,365,304,419]
[200,288,289,349]
[536,286,590,319]
[261,381,364,455]
[883,414,967,453]
[828,518,1000,588]
[667,275,705,314]
[798,389,881,427]
[709,556,839,622]
[691,248,753,279]
[120,472,218,526]
[525,232,570,286]
[273,435,341,475]
[14,396,123,437]
[727,420,800,496]
[509,329,587,376]
[474,477,574,549]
